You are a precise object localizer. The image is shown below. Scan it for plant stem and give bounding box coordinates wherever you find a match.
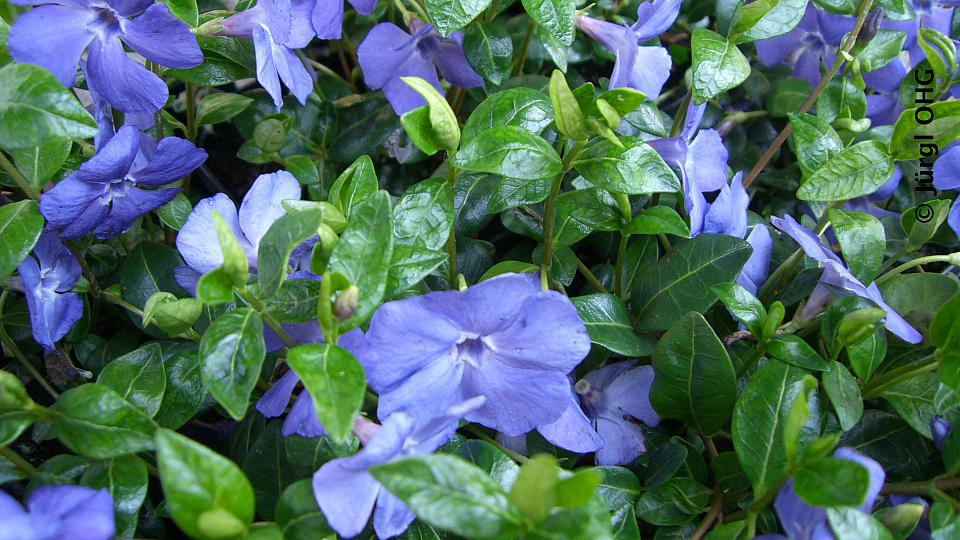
[882,477,960,495]
[540,139,583,283]
[875,245,912,276]
[575,256,609,294]
[446,164,459,288]
[668,89,692,138]
[741,0,875,189]
[0,446,35,476]
[688,491,723,540]
[463,425,529,463]
[239,289,299,349]
[512,20,535,77]
[877,254,958,285]
[861,354,938,399]
[615,233,629,298]
[0,152,40,201]
[100,290,145,318]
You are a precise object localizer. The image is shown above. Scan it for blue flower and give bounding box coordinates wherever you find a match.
[700,172,773,295]
[540,361,659,465]
[17,232,83,351]
[256,327,367,437]
[312,397,485,539]
[0,484,115,540]
[39,125,206,240]
[647,100,730,236]
[312,0,376,39]
[770,214,922,344]
[932,415,952,450]
[357,272,591,436]
[757,447,885,540]
[755,5,850,87]
[219,0,315,110]
[932,144,960,238]
[574,0,678,96]
[8,0,201,113]
[357,18,483,114]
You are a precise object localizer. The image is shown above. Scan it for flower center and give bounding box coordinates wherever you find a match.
[100,177,135,204]
[88,5,121,38]
[455,336,489,367]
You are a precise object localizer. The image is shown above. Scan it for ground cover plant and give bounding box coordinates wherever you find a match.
[2,0,960,537]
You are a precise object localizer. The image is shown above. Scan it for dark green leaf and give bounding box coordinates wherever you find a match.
[52,383,158,458]
[452,125,561,180]
[796,141,894,201]
[879,273,960,342]
[794,457,870,507]
[461,88,553,143]
[823,361,863,431]
[731,0,808,43]
[766,335,829,371]
[768,78,814,117]
[488,176,553,213]
[0,199,43,281]
[710,282,766,339]
[157,193,193,231]
[394,176,454,251]
[7,137,70,190]
[691,28,751,105]
[0,63,98,148]
[286,344,365,443]
[788,112,843,177]
[828,209,885,284]
[97,343,166,418]
[155,350,207,429]
[572,293,652,357]
[623,206,690,237]
[572,137,680,195]
[521,0,574,45]
[199,307,266,421]
[196,93,253,125]
[425,0,492,36]
[464,22,513,86]
[635,477,710,526]
[275,479,334,539]
[257,208,325,299]
[889,100,960,160]
[81,455,148,538]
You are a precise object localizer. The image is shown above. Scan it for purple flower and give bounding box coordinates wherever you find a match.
[541,361,659,465]
[8,0,201,113]
[357,272,591,436]
[357,19,483,114]
[771,214,922,343]
[219,0,315,110]
[755,5,852,87]
[312,397,485,539]
[758,447,885,540]
[256,327,366,437]
[881,0,955,66]
[573,0,679,96]
[17,232,83,351]
[932,415,951,450]
[932,144,960,238]
[647,100,729,236]
[312,0,376,39]
[39,125,206,240]
[701,172,773,295]
[0,484,115,540]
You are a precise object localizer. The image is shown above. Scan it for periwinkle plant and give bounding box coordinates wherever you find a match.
[3,0,960,538]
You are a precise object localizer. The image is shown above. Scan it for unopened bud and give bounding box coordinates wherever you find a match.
[761,301,785,342]
[837,307,887,347]
[253,118,287,153]
[857,8,884,47]
[333,285,359,321]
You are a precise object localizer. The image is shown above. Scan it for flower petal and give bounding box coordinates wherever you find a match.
[537,391,603,453]
[358,22,416,89]
[686,128,728,193]
[29,486,115,540]
[257,369,300,417]
[426,272,541,335]
[176,193,250,274]
[96,186,179,238]
[273,42,313,105]
[238,170,301,253]
[312,460,380,538]
[622,45,671,98]
[86,35,168,113]
[173,266,201,295]
[130,137,207,186]
[420,30,483,88]
[773,480,828,540]
[8,5,93,87]
[283,391,326,437]
[380,51,441,115]
[311,0,343,39]
[833,447,885,512]
[120,3,203,69]
[105,0,152,17]
[934,145,960,191]
[38,177,105,237]
[595,416,647,466]
[376,350,465,427]
[287,0,316,47]
[631,0,681,41]
[604,365,660,427]
[74,124,140,184]
[461,360,572,436]
[738,224,772,296]
[373,490,416,539]
[346,0,376,14]
[253,24,285,110]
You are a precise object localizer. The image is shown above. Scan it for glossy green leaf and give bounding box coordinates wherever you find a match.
[889,100,960,159]
[329,155,378,218]
[157,193,193,231]
[857,30,907,72]
[651,312,737,435]
[81,455,148,537]
[827,507,895,540]
[0,199,43,282]
[766,335,829,371]
[274,479,334,539]
[155,427,255,540]
[879,273,960,342]
[52,383,158,458]
[572,293,652,357]
[461,88,553,143]
[572,137,680,195]
[796,141,894,201]
[394,176,456,252]
[691,28,751,105]
[731,0,807,43]
[710,282,766,339]
[425,0,493,36]
[788,112,843,177]
[257,208,324,299]
[794,457,870,507]
[900,199,951,252]
[632,235,752,331]
[0,63,98,148]
[452,126,561,180]
[98,343,166,418]
[286,344,365,443]
[7,137,71,190]
[768,78,814,118]
[464,22,513,86]
[196,93,253,125]
[488,176,553,213]
[199,307,266,420]
[634,477,710,526]
[823,361,863,431]
[828,209,885,284]
[816,78,866,122]
[521,0,574,46]
[155,350,207,429]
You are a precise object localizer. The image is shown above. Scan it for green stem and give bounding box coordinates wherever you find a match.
[511,20,535,77]
[882,477,960,495]
[0,446,35,476]
[877,254,958,285]
[306,57,354,92]
[484,0,501,21]
[100,290,144,318]
[0,152,40,201]
[575,256,609,294]
[741,0,875,188]
[463,425,528,463]
[668,89,692,138]
[148,62,165,140]
[540,139,583,281]
[239,289,299,349]
[446,164,459,288]
[875,245,912,276]
[861,354,939,399]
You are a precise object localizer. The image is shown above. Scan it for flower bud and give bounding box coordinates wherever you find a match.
[195,508,247,539]
[857,7,884,47]
[253,118,287,153]
[932,415,951,451]
[334,285,359,321]
[836,307,886,347]
[761,301,785,342]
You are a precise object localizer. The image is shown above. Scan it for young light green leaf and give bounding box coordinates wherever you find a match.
[286,344,365,443]
[765,335,829,371]
[710,282,766,339]
[889,100,960,159]
[550,70,589,141]
[730,0,807,44]
[691,28,751,105]
[401,76,461,153]
[452,125,561,179]
[257,208,325,299]
[329,155,379,219]
[7,137,71,191]
[199,307,266,420]
[196,93,253,125]
[394,177,455,251]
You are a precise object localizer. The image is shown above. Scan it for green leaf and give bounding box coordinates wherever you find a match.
[155,428,255,540]
[595,466,642,510]
[882,372,938,438]
[0,63,98,148]
[509,454,560,523]
[768,78,814,117]
[328,191,394,329]
[901,199,951,252]
[550,70,589,141]
[329,155,378,219]
[370,454,524,538]
[816,78,866,123]
[142,291,202,338]
[731,0,808,43]
[275,479,334,539]
[196,93,253,125]
[257,208,324,299]
[918,28,957,87]
[400,106,446,156]
[155,350,207,429]
[571,293,652,357]
[857,30,907,72]
[788,112,843,177]
[464,22,513,87]
[691,28,751,105]
[534,23,569,72]
[425,0,492,36]
[163,0,198,25]
[793,457,870,507]
[394,176,455,251]
[286,344,365,443]
[823,361,863,431]
[81,455,148,538]
[488,176,553,213]
[828,209,885,284]
[210,209,248,287]
[157,193,193,231]
[7,137,71,191]
[401,76,461,153]
[732,359,810,495]
[387,244,448,292]
[241,420,291,520]
[452,125,561,180]
[199,307,266,421]
[622,206,690,237]
[710,282,766,339]
[446,438,520,492]
[879,273,960,342]
[889,100,960,159]
[521,0,574,46]
[52,383,158,458]
[827,507,896,540]
[0,199,43,281]
[796,141,894,201]
[765,335,829,371]
[632,235,752,331]
[650,312,737,435]
[635,477,710,526]
[461,88,553,143]
[328,94,398,162]
[572,137,680,195]
[931,292,960,349]
[98,343,166,418]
